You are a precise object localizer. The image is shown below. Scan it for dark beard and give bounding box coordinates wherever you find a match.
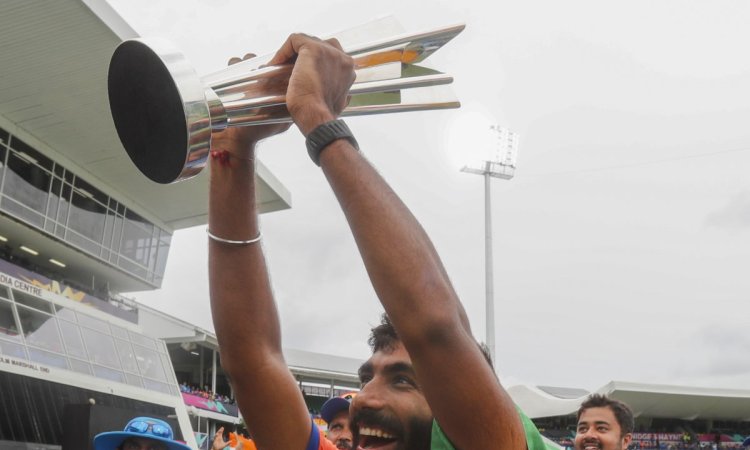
[334,440,352,450]
[402,415,432,450]
[351,408,432,450]
[578,439,625,450]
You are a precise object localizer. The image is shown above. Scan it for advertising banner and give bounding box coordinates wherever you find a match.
[0,258,137,323]
[182,392,239,417]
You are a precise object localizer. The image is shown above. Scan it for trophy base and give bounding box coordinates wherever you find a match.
[108,39,209,184]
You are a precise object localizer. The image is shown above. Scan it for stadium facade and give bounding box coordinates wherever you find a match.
[0,0,298,448]
[1,2,749,450]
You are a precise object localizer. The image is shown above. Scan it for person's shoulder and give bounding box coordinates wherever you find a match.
[431,420,456,450]
[316,428,338,450]
[516,406,548,450]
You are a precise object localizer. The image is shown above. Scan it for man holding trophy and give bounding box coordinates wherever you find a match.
[206,33,542,450]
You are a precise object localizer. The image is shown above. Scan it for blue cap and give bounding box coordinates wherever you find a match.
[320,392,357,424]
[93,417,191,450]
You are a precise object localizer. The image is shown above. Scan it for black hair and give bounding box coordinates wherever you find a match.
[368,313,495,369]
[577,394,634,437]
[367,313,400,353]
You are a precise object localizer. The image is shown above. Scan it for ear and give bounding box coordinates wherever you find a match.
[622,433,633,447]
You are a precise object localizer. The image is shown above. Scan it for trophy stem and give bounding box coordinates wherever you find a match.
[216,73,455,128]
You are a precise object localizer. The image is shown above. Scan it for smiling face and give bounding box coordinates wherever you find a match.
[350,342,432,450]
[575,407,632,450]
[327,410,353,450]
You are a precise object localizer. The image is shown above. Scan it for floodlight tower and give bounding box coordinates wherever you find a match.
[460,125,519,366]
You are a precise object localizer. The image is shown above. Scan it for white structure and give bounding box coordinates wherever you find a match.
[461,126,519,365]
[0,1,289,449]
[509,381,750,421]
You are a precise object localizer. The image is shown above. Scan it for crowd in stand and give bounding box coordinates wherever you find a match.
[179,382,235,405]
[541,430,749,450]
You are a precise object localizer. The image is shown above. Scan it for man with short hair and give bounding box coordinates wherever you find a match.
[575,394,634,450]
[320,394,355,449]
[208,33,542,450]
[94,417,189,450]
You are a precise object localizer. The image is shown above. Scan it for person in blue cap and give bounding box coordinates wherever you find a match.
[93,417,190,450]
[320,393,355,450]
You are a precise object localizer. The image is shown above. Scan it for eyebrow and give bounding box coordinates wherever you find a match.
[578,420,611,427]
[357,361,417,379]
[382,361,416,377]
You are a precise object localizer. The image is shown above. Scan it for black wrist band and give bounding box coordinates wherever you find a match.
[305,119,359,166]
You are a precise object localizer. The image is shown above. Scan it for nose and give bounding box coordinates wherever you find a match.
[581,428,597,440]
[339,424,353,442]
[351,381,387,414]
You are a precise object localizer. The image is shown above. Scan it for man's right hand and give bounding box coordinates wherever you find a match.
[210,53,291,159]
[268,34,356,136]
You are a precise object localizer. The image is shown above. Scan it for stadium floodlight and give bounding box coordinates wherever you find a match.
[461,125,518,179]
[460,125,519,367]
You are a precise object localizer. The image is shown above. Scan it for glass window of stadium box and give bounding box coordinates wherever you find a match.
[0,126,8,150]
[13,288,55,313]
[76,310,111,334]
[0,273,181,397]
[0,126,173,287]
[27,346,68,369]
[0,137,53,229]
[68,356,92,375]
[53,303,77,321]
[16,305,65,355]
[67,176,108,255]
[125,371,144,388]
[110,323,129,340]
[45,177,61,234]
[129,330,158,350]
[0,143,6,195]
[0,298,21,341]
[0,126,181,395]
[0,337,27,360]
[133,343,168,382]
[58,319,87,359]
[81,327,122,369]
[92,363,126,383]
[114,338,140,373]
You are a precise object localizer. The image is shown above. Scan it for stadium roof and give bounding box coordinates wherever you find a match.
[137,300,750,422]
[0,0,289,291]
[508,381,750,422]
[137,298,750,420]
[137,300,363,385]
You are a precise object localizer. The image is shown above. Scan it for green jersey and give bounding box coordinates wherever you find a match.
[430,406,549,450]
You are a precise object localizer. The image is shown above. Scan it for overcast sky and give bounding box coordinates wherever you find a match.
[109,0,750,391]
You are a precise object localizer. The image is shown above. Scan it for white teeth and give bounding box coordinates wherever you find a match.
[359,427,394,439]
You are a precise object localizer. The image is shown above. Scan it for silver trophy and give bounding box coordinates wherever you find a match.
[107,24,465,184]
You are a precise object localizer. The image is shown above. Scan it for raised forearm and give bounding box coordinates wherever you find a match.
[319,141,524,450]
[208,149,310,450]
[208,151,279,356]
[319,141,466,342]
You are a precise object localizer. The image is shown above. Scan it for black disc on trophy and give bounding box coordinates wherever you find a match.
[108,40,187,184]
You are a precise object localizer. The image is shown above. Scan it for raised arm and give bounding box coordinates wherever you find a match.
[209,39,357,450]
[207,57,309,449]
[279,36,526,450]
